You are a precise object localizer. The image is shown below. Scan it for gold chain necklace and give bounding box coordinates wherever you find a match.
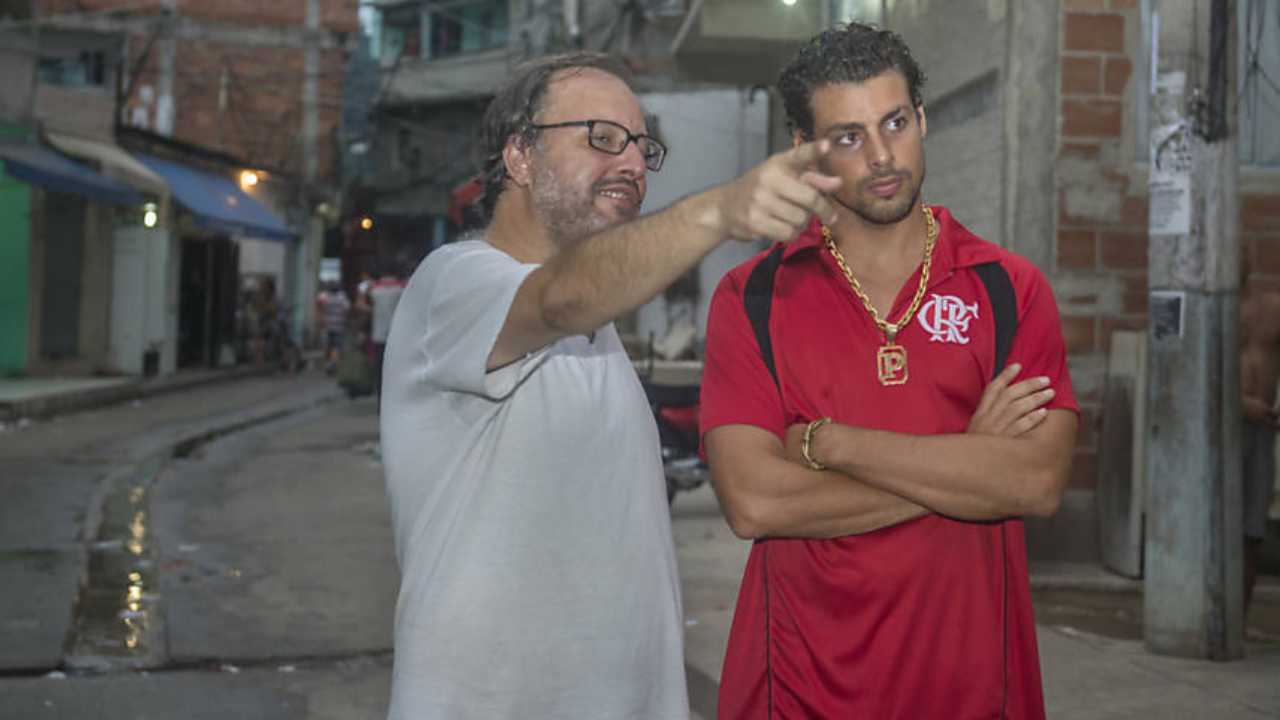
[823,205,938,386]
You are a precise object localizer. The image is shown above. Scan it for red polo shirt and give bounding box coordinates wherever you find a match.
[700,206,1077,720]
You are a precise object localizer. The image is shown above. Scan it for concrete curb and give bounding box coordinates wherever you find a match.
[0,366,279,423]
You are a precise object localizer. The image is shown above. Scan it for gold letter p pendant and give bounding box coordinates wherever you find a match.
[877,344,909,386]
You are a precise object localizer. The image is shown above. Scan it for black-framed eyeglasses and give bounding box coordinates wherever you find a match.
[530,119,667,172]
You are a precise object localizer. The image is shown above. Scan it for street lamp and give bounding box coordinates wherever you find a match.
[239,169,259,190]
[360,216,374,231]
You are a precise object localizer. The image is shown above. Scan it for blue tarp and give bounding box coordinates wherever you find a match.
[136,154,295,242]
[0,141,141,205]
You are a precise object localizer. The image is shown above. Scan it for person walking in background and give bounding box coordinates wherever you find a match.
[378,51,841,719]
[1241,258,1280,617]
[367,267,405,404]
[314,281,351,374]
[248,276,279,368]
[700,23,1078,719]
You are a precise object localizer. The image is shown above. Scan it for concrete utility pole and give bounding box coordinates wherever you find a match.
[156,0,177,136]
[295,0,323,346]
[1143,0,1242,660]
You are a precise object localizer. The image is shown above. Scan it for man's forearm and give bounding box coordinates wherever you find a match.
[536,189,727,336]
[812,412,1075,521]
[747,466,930,539]
[705,427,930,540]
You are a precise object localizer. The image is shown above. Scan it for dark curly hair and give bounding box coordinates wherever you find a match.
[778,22,927,139]
[476,52,633,225]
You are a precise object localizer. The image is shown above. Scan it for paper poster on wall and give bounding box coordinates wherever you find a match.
[1149,122,1192,236]
[1150,290,1185,340]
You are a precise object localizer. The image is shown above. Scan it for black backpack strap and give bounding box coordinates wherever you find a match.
[744,252,1017,387]
[972,261,1018,379]
[742,245,786,393]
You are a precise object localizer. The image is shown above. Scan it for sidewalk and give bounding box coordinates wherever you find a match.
[0,365,277,424]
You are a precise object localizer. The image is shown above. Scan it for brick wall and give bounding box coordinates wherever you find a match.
[37,0,355,184]
[1055,0,1280,491]
[38,0,358,33]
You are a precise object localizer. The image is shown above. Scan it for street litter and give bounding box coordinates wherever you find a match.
[685,618,699,627]
[44,671,66,680]
[278,665,297,673]
[221,663,241,674]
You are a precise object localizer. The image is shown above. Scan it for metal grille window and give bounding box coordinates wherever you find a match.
[1136,0,1280,167]
[37,50,106,87]
[426,0,509,59]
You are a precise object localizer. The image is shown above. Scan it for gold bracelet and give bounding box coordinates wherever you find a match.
[802,417,832,471]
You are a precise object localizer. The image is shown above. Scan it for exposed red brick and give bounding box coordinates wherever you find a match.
[1242,194,1280,234]
[1058,228,1097,269]
[1068,450,1099,489]
[1257,237,1280,274]
[1122,273,1148,314]
[1062,56,1102,95]
[1063,315,1097,354]
[1121,195,1149,226]
[1104,57,1132,95]
[1100,231,1147,269]
[1064,13,1126,53]
[1062,99,1124,137]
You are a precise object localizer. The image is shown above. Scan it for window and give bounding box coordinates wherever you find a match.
[381,5,423,64]
[1136,0,1280,167]
[379,1,508,62]
[38,50,106,87]
[426,0,508,59]
[1239,0,1280,166]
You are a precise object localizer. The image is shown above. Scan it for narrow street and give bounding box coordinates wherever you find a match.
[0,373,743,719]
[1,373,1278,718]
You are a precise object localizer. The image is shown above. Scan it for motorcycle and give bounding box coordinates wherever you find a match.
[639,359,709,506]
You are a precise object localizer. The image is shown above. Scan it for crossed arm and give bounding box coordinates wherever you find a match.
[705,363,1078,540]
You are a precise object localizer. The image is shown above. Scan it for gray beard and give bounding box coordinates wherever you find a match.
[530,164,612,247]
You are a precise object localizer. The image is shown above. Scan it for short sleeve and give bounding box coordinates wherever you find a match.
[413,242,546,399]
[1008,262,1079,415]
[700,269,788,444]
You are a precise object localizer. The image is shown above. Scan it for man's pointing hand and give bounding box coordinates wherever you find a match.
[711,140,842,244]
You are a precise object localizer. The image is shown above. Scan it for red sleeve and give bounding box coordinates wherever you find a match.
[1008,260,1079,415]
[700,268,788,445]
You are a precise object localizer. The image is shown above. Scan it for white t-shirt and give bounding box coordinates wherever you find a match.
[380,239,688,720]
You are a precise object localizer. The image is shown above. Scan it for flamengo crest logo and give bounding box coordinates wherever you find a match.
[918,293,979,344]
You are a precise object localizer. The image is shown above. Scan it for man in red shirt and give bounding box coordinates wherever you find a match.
[701,23,1079,719]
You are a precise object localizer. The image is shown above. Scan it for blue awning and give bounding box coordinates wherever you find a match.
[0,141,141,205]
[136,154,295,242]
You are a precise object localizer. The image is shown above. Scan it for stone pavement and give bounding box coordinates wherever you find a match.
[0,373,1277,719]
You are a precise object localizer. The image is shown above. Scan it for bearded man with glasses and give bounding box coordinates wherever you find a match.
[378,51,841,720]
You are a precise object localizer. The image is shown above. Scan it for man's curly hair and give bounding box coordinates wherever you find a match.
[778,22,927,139]
[475,52,633,225]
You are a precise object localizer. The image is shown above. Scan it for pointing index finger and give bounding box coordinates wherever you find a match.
[785,139,831,171]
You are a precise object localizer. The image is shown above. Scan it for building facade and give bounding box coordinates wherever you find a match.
[1,0,361,374]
